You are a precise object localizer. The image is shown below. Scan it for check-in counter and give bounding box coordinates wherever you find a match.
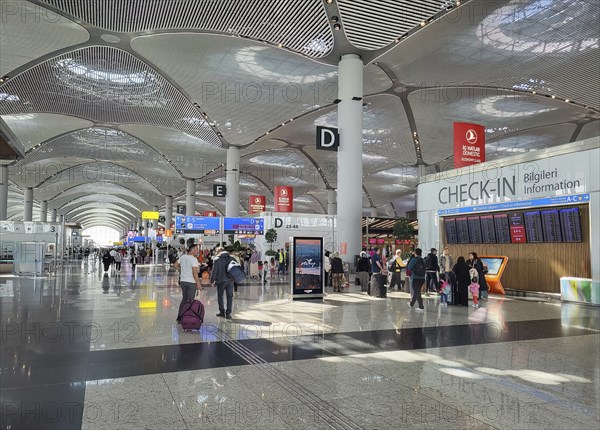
[560,277,600,306]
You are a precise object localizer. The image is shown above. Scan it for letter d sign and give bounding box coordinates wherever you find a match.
[316,126,339,152]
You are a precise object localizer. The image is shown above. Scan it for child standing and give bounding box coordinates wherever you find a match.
[439,273,450,306]
[269,257,277,280]
[469,271,480,308]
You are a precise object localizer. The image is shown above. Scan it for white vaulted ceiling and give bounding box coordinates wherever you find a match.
[0,0,598,227]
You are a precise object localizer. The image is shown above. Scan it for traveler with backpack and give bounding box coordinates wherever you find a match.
[387,250,404,292]
[406,248,426,312]
[174,244,203,323]
[424,248,439,296]
[211,247,235,319]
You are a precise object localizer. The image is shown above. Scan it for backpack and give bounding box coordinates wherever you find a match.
[387,258,397,272]
[424,256,432,270]
[412,257,426,277]
[178,299,205,330]
[228,259,246,283]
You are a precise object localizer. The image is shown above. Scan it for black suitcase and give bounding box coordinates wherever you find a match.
[372,273,386,298]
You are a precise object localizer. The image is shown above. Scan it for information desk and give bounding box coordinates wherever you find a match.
[480,256,509,295]
[560,277,600,306]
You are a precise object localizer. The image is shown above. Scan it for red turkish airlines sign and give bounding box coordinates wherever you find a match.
[249,195,266,214]
[204,211,217,217]
[454,122,485,168]
[274,186,293,212]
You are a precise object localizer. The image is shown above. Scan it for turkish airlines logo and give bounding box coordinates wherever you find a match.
[254,197,262,204]
[280,189,288,197]
[466,129,478,144]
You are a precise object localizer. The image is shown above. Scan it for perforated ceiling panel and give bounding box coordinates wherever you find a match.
[48,183,149,209]
[408,88,593,165]
[0,114,93,152]
[486,123,577,161]
[378,0,600,109]
[40,0,334,58]
[578,121,600,141]
[58,194,143,214]
[120,124,227,179]
[15,127,183,194]
[0,1,89,75]
[337,0,448,50]
[132,34,338,146]
[34,162,163,205]
[0,46,222,145]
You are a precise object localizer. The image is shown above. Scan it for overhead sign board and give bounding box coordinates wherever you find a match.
[316,126,339,151]
[223,217,264,235]
[175,215,221,234]
[142,211,160,220]
[176,204,186,215]
[213,184,226,197]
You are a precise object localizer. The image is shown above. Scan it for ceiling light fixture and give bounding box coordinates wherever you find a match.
[420,20,426,26]
[333,23,341,30]
[551,95,556,99]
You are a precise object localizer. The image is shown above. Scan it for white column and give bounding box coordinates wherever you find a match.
[0,165,8,220]
[40,200,48,222]
[50,208,57,222]
[24,187,34,221]
[186,179,195,216]
[165,196,173,230]
[336,53,364,265]
[226,146,240,217]
[327,189,336,215]
[137,217,142,232]
[370,207,377,217]
[59,214,64,223]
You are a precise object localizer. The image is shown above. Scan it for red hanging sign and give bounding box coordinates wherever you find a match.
[454,122,485,168]
[274,186,293,212]
[249,195,266,214]
[204,211,217,217]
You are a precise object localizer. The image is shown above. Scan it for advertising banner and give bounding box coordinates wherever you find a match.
[291,237,324,299]
[454,122,485,168]
[249,195,266,214]
[274,186,293,212]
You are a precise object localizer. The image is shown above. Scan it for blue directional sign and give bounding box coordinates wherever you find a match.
[223,217,264,235]
[133,236,149,243]
[175,215,221,234]
[438,193,590,216]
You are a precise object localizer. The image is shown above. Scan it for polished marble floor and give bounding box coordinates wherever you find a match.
[1,260,598,429]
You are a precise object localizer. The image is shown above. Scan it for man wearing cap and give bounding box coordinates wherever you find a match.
[424,248,440,296]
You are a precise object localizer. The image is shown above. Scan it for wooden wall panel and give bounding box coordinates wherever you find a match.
[443,205,591,294]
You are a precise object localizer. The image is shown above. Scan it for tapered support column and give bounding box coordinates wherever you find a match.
[226,147,240,217]
[51,209,57,222]
[327,189,336,215]
[165,196,173,230]
[40,200,48,222]
[186,179,195,216]
[336,54,364,265]
[24,187,34,221]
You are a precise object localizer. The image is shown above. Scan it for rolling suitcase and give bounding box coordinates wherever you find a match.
[372,273,386,298]
[178,299,205,331]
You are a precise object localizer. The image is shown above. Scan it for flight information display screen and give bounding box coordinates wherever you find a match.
[455,217,470,244]
[541,209,562,242]
[444,218,458,244]
[524,211,544,243]
[560,208,583,242]
[467,216,483,244]
[480,215,496,244]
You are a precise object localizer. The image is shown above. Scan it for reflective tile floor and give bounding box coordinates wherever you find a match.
[1,260,598,429]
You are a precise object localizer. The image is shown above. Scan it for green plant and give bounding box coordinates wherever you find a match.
[393,218,415,241]
[265,228,277,249]
[265,249,276,256]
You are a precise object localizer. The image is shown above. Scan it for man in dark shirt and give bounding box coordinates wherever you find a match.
[424,248,440,296]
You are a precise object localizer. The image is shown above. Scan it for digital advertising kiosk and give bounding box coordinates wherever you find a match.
[290,237,324,300]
